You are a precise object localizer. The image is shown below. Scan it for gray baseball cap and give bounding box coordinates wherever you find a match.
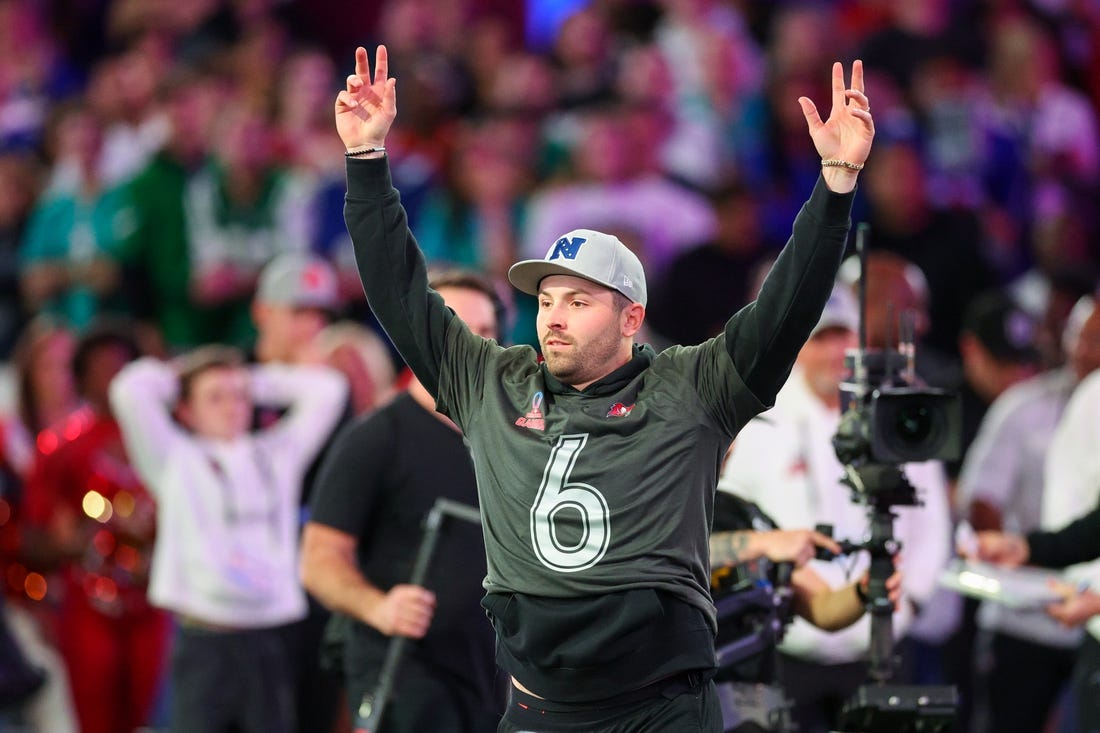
[256,253,340,310]
[508,229,647,306]
[811,283,859,337]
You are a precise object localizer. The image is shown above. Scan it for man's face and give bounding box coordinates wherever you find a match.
[253,303,329,363]
[179,366,252,442]
[798,327,858,403]
[536,274,636,389]
[437,286,498,341]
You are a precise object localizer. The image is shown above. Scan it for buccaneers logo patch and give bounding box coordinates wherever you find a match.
[606,402,634,418]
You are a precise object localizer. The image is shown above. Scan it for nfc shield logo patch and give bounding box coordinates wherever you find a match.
[549,236,587,261]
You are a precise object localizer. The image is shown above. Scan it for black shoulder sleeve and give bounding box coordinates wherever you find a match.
[724,176,853,404]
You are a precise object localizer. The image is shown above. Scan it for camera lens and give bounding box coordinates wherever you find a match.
[895,404,933,445]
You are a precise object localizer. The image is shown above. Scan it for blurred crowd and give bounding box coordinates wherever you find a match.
[0,0,1099,731]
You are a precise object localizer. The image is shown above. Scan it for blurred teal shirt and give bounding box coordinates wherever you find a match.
[20,183,135,329]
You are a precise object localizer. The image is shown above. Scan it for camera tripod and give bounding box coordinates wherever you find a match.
[832,462,957,733]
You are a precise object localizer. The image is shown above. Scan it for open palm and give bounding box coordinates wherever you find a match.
[335,46,396,150]
[798,60,874,165]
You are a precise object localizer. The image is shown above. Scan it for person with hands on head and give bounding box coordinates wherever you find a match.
[109,345,347,733]
[337,44,873,732]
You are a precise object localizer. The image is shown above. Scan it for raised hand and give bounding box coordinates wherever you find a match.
[335,45,397,152]
[798,60,874,193]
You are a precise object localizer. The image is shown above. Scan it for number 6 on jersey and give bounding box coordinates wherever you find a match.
[530,434,610,572]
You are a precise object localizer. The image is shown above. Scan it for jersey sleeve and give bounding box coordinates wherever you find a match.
[309,411,395,538]
[722,176,854,406]
[343,158,460,398]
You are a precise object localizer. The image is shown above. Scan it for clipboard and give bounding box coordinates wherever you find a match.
[937,559,1067,610]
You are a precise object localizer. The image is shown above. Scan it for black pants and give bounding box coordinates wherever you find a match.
[346,656,499,733]
[972,631,1076,733]
[497,679,721,732]
[171,624,294,733]
[775,653,867,733]
[1074,634,1100,733]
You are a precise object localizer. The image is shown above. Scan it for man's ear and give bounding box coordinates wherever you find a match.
[621,303,646,338]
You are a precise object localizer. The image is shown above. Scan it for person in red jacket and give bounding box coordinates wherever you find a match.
[22,322,169,733]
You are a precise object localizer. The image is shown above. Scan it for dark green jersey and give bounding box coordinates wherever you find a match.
[344,158,854,701]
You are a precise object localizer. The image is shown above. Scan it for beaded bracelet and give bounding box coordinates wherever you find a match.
[345,145,386,158]
[821,159,864,171]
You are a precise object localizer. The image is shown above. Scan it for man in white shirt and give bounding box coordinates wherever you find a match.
[958,296,1097,733]
[719,284,951,733]
[1040,326,1100,733]
[109,346,346,733]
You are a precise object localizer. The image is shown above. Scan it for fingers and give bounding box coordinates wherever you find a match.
[810,530,841,556]
[354,46,369,78]
[844,89,870,109]
[374,44,389,86]
[383,77,397,115]
[852,58,864,93]
[830,61,845,117]
[335,90,359,113]
[798,96,823,134]
[388,585,436,638]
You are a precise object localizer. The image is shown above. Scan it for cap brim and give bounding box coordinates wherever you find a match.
[507,259,615,297]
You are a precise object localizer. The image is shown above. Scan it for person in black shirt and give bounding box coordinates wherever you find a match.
[300,272,504,732]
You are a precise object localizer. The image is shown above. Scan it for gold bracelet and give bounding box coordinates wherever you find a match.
[821,159,864,171]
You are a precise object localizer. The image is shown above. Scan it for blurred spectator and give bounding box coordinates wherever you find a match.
[0,153,39,359]
[955,290,1043,473]
[251,252,349,733]
[88,44,172,187]
[0,0,82,152]
[1038,357,1100,731]
[862,141,1000,358]
[0,316,82,732]
[649,183,775,346]
[185,100,313,348]
[521,102,716,279]
[959,296,1099,733]
[122,68,224,352]
[975,12,1100,282]
[652,0,764,189]
[313,322,398,418]
[11,318,79,442]
[550,5,616,110]
[22,322,168,733]
[110,346,346,733]
[20,100,136,332]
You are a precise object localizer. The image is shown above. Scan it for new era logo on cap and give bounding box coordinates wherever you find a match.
[507,228,648,306]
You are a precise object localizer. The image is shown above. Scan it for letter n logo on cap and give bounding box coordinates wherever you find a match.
[549,236,586,261]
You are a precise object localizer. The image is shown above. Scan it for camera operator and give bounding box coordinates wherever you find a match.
[710,490,903,640]
[719,284,951,733]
